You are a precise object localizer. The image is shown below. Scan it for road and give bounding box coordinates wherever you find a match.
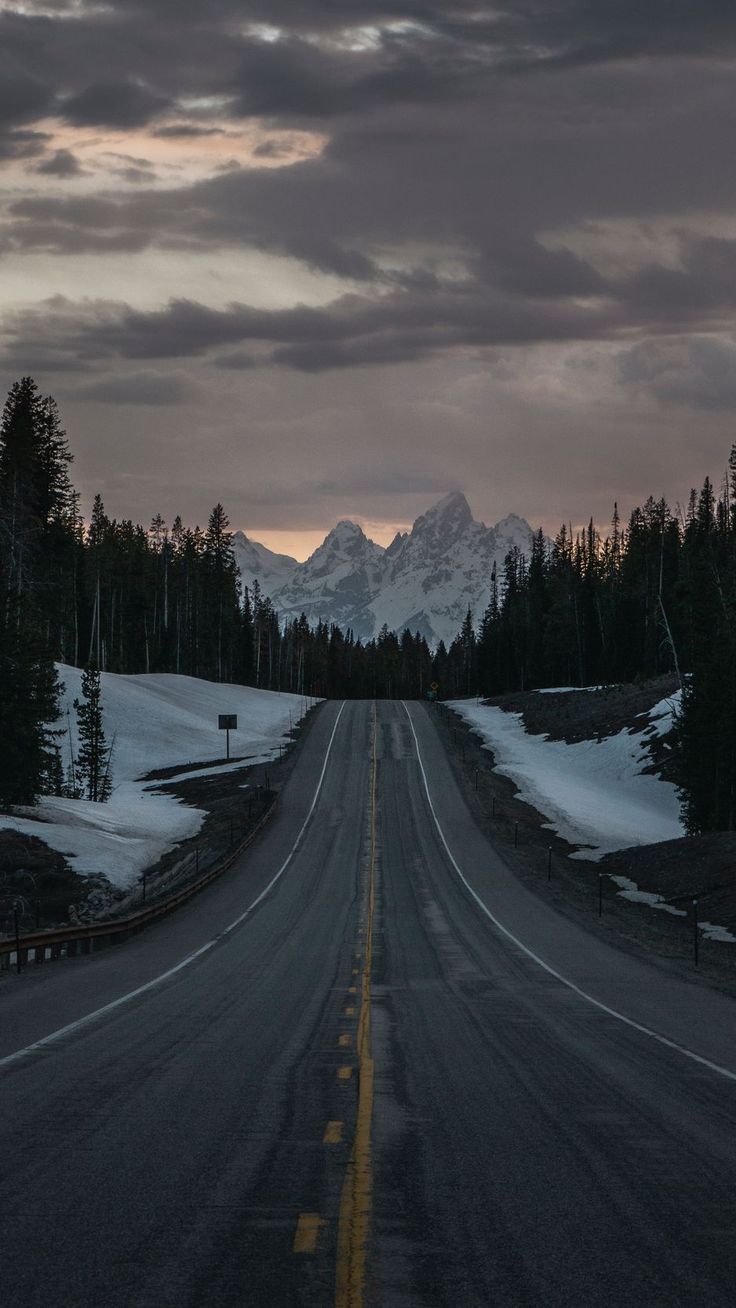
[3,700,736,1306]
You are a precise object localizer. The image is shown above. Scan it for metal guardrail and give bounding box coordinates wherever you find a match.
[0,795,277,974]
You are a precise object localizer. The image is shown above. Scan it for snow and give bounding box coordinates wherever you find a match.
[608,876,736,942]
[700,922,736,943]
[231,531,298,597]
[609,875,686,916]
[0,666,310,889]
[449,693,684,859]
[534,685,617,694]
[236,492,539,647]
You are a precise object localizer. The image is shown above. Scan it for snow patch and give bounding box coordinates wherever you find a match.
[0,666,310,888]
[534,685,618,694]
[450,693,684,859]
[608,875,686,916]
[609,876,736,942]
[700,922,736,943]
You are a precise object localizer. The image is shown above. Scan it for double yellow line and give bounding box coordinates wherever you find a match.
[335,704,377,1307]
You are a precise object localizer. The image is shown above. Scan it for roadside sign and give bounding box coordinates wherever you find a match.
[218,713,238,760]
[430,681,439,692]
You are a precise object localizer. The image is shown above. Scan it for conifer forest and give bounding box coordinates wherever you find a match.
[1,375,735,833]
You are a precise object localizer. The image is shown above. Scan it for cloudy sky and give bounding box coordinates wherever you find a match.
[3,1,736,556]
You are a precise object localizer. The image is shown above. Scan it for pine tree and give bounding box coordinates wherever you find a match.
[74,665,112,802]
[0,378,65,805]
[0,614,62,806]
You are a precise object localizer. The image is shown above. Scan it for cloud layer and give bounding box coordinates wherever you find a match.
[3,1,736,539]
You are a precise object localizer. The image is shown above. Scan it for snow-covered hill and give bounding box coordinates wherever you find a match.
[451,693,684,858]
[0,668,308,889]
[236,492,537,646]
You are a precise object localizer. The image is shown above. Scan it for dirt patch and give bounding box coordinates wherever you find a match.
[0,829,96,931]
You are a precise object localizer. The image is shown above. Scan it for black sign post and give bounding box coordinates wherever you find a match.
[218,713,238,760]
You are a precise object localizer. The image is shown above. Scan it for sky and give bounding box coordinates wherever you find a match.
[3,2,736,558]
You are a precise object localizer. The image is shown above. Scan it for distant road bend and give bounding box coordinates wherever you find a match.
[4,701,736,1306]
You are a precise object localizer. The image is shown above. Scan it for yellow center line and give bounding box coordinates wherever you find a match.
[335,703,377,1308]
[294,1213,325,1254]
[344,1006,356,1016]
[324,1120,344,1144]
[338,1065,353,1080]
[348,986,357,994]
[339,1033,352,1047]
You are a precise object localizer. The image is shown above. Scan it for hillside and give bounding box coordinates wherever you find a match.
[450,684,684,859]
[0,667,308,889]
[446,680,736,958]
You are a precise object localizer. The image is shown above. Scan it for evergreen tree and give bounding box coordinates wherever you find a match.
[74,665,112,802]
[0,612,62,805]
[0,378,65,804]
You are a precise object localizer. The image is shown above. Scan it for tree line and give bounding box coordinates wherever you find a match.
[1,375,735,833]
[460,462,736,834]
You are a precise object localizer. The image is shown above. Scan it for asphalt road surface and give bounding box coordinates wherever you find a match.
[3,700,736,1307]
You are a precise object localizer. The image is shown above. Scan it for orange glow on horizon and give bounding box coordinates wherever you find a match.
[248,520,412,561]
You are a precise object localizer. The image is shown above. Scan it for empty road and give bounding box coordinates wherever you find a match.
[3,700,736,1306]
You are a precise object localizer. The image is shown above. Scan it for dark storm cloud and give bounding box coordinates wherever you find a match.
[4,0,736,424]
[0,285,625,375]
[76,371,200,405]
[152,125,227,139]
[34,148,86,177]
[623,239,736,318]
[619,339,736,411]
[0,56,52,128]
[0,129,50,162]
[61,80,171,128]
[226,30,478,121]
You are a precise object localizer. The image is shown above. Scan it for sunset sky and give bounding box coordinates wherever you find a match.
[3,2,736,557]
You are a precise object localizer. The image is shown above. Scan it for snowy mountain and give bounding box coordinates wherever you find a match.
[231,531,298,597]
[235,493,537,646]
[274,520,386,631]
[361,494,534,646]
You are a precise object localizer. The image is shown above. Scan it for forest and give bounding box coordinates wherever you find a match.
[1,375,734,833]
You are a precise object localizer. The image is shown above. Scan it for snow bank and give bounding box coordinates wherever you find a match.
[533,685,617,694]
[449,693,684,859]
[0,666,311,888]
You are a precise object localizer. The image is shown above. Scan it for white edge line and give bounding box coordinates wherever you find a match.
[0,702,347,1073]
[401,701,736,1086]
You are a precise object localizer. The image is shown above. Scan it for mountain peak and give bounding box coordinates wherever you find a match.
[411,490,473,542]
[329,519,367,539]
[231,493,541,647]
[430,490,472,518]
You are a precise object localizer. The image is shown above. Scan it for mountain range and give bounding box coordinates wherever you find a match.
[231,491,535,647]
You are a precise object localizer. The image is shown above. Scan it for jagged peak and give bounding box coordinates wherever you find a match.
[411,490,473,537]
[329,518,367,539]
[429,490,472,517]
[495,512,531,530]
[386,530,408,557]
[298,517,384,571]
